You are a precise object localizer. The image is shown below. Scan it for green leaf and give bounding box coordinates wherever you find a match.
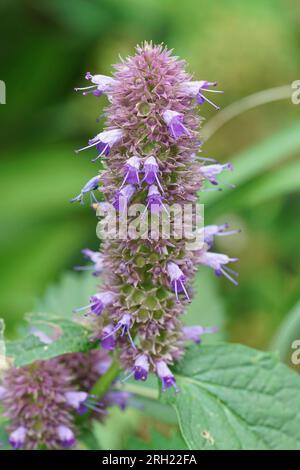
[34,271,98,317]
[270,299,300,364]
[163,343,300,450]
[127,428,188,450]
[6,318,92,367]
[201,122,300,207]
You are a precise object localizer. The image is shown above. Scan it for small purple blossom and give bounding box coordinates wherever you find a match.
[183,325,218,344]
[76,128,123,161]
[145,184,167,214]
[101,324,116,351]
[74,291,117,316]
[102,314,136,350]
[133,354,149,381]
[198,251,239,285]
[156,361,179,392]
[167,262,190,303]
[0,385,7,400]
[70,175,100,204]
[113,184,135,212]
[143,156,164,192]
[74,248,104,275]
[202,224,240,248]
[65,391,88,413]
[57,425,75,449]
[162,110,190,139]
[9,426,27,450]
[121,156,141,187]
[180,80,223,110]
[105,391,130,411]
[75,73,115,97]
[200,163,233,186]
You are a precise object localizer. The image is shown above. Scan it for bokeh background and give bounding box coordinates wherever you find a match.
[0,0,300,363]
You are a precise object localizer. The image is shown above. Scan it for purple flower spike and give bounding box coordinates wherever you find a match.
[65,391,88,412]
[183,325,218,344]
[74,73,115,97]
[156,360,179,392]
[202,224,240,248]
[102,314,136,350]
[74,291,116,316]
[113,184,135,212]
[143,156,164,192]
[121,156,141,188]
[57,425,75,449]
[70,175,100,205]
[162,110,190,140]
[198,251,239,285]
[75,128,123,161]
[180,80,223,110]
[101,324,116,351]
[133,354,149,381]
[9,426,27,449]
[74,248,103,275]
[200,162,233,186]
[167,262,190,303]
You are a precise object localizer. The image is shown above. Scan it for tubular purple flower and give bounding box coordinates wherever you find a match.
[200,163,233,186]
[0,385,7,400]
[198,251,239,285]
[143,156,164,192]
[121,156,141,188]
[101,324,116,351]
[113,184,135,212]
[156,360,179,392]
[133,354,149,381]
[74,291,116,316]
[70,175,100,204]
[65,391,89,412]
[162,110,190,139]
[183,325,218,344]
[76,129,123,161]
[180,80,223,109]
[167,262,190,303]
[75,248,104,275]
[9,426,27,450]
[145,184,166,214]
[104,391,130,411]
[201,224,240,248]
[75,73,115,97]
[102,314,136,350]
[57,425,75,449]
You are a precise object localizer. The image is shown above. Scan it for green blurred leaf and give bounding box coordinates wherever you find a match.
[270,299,300,364]
[202,122,300,208]
[127,428,188,450]
[6,318,92,367]
[34,271,98,317]
[163,343,300,450]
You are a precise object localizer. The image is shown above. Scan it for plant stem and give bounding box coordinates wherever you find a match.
[201,85,291,141]
[91,357,121,397]
[119,382,159,400]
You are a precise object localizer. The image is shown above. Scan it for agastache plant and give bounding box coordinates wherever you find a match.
[73,42,238,392]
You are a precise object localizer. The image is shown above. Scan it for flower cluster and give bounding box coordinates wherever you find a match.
[73,43,238,392]
[0,350,129,450]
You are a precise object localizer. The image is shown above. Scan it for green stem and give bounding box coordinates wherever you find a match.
[201,85,291,141]
[91,357,121,397]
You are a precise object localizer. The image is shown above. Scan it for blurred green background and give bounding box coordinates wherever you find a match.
[0,0,300,358]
